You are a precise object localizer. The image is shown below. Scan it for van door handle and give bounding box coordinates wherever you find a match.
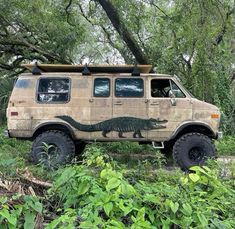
[150,101,159,105]
[114,101,123,105]
[89,98,94,102]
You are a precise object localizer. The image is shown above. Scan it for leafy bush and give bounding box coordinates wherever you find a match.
[216,136,235,156]
[0,138,234,228]
[98,142,156,155]
[46,149,235,229]
[85,143,166,170]
[0,195,43,229]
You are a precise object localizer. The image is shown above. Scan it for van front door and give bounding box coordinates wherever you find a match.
[148,78,192,141]
[112,77,148,139]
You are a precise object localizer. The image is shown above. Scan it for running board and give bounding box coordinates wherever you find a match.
[152,141,164,149]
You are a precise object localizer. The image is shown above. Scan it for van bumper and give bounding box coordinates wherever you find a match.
[216,131,223,139]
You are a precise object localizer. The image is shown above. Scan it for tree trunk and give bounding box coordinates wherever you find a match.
[97,0,149,64]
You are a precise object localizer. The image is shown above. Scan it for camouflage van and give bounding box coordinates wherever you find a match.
[5,64,222,170]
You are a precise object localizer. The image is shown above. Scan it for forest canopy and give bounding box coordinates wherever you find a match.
[0,0,234,133]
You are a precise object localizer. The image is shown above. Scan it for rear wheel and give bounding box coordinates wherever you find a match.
[173,133,216,171]
[31,130,75,169]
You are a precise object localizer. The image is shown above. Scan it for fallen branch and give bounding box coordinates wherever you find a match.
[17,168,52,188]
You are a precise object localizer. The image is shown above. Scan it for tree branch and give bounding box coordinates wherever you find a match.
[143,0,171,18]
[213,6,235,46]
[65,0,76,27]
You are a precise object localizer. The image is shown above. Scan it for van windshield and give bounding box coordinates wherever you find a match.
[173,76,195,98]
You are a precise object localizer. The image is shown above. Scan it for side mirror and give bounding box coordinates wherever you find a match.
[169,90,176,106]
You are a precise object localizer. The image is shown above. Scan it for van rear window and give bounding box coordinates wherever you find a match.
[37,78,70,103]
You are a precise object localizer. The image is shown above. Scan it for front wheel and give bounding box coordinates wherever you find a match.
[173,133,216,171]
[31,130,75,169]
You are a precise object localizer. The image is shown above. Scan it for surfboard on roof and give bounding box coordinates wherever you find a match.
[21,63,153,74]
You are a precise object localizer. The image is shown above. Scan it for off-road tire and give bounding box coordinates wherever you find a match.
[173,133,216,171]
[31,130,75,168]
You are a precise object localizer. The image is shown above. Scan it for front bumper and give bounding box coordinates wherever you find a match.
[217,131,223,139]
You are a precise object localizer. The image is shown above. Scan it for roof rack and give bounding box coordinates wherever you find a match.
[21,63,153,75]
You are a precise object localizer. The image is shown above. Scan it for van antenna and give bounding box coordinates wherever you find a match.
[32,62,41,75]
[131,64,140,76]
[82,64,91,75]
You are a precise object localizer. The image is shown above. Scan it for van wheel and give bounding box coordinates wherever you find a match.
[31,130,75,169]
[173,133,216,171]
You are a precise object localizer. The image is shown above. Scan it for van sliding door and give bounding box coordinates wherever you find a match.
[112,77,148,140]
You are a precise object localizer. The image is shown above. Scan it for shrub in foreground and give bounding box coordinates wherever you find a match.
[46,150,235,229]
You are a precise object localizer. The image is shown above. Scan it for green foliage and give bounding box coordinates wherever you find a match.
[37,142,65,170]
[0,78,15,124]
[0,126,53,180]
[98,141,156,154]
[0,195,43,229]
[0,126,31,176]
[216,136,235,156]
[0,129,234,228]
[84,143,166,172]
[46,151,235,228]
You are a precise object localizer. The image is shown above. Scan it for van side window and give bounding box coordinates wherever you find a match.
[94,78,110,97]
[151,79,185,98]
[37,78,70,103]
[115,78,144,97]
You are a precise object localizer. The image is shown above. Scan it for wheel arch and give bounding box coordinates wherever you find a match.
[33,122,75,139]
[169,122,216,143]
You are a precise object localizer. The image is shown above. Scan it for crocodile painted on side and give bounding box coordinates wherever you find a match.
[56,115,168,138]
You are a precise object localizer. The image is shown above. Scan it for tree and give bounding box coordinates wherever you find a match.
[0,0,87,76]
[0,0,234,133]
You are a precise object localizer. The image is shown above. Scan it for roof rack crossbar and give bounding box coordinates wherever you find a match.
[82,64,91,75]
[131,65,140,76]
[32,62,41,75]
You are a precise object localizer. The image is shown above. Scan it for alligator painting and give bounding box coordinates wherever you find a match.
[56,115,168,138]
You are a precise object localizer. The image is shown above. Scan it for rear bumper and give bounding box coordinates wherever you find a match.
[3,129,10,138]
[4,129,33,139]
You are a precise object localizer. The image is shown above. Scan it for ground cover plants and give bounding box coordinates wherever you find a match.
[44,147,235,229]
[0,128,234,228]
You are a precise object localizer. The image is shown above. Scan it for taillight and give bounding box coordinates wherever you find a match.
[10,112,18,116]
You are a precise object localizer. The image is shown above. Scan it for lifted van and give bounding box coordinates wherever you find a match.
[5,64,222,170]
